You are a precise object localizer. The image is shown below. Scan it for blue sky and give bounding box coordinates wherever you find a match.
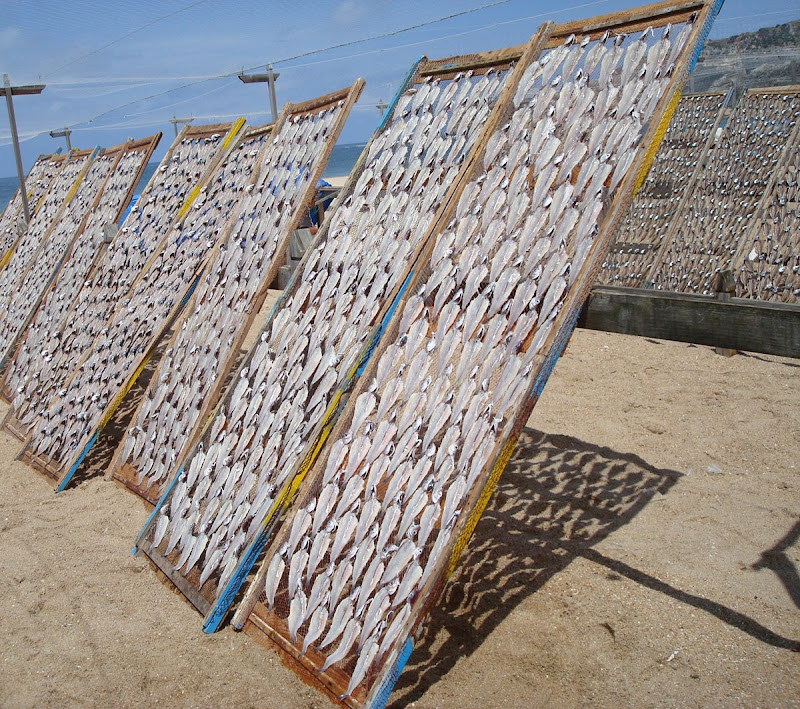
[2,0,799,177]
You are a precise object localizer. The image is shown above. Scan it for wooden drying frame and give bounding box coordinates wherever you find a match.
[0,133,162,387]
[107,81,364,504]
[221,23,558,705]
[206,38,541,635]
[727,86,800,297]
[232,2,722,707]
[646,85,800,289]
[128,80,377,627]
[0,148,97,277]
[102,119,276,498]
[366,4,723,707]
[130,37,534,644]
[15,120,247,483]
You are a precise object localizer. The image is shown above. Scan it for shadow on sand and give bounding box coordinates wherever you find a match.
[389,427,799,707]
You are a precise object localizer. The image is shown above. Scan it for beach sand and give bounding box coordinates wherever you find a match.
[0,327,797,707]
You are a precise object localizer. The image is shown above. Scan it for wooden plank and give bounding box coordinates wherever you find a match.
[579,286,800,358]
[418,44,527,76]
[137,539,212,616]
[547,0,704,45]
[2,410,32,443]
[746,84,800,95]
[245,609,364,709]
[289,83,361,115]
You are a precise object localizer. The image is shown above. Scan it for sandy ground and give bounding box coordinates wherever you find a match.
[0,328,797,708]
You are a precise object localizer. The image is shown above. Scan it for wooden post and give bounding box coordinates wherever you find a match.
[712,269,737,356]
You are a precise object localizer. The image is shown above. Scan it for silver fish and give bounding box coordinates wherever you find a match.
[288,549,309,598]
[330,512,358,563]
[319,617,360,673]
[329,560,354,612]
[320,596,353,650]
[301,602,329,657]
[379,601,412,659]
[359,588,390,650]
[307,532,331,585]
[288,586,308,643]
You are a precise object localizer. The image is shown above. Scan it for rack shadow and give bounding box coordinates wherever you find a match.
[388,427,683,706]
[389,426,800,707]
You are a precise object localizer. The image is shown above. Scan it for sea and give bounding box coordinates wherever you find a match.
[0,141,365,213]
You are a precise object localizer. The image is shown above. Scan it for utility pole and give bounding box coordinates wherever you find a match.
[49,126,72,151]
[169,113,193,137]
[3,73,45,225]
[238,64,280,122]
[376,99,388,117]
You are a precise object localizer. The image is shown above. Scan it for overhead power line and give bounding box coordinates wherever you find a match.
[62,0,524,129]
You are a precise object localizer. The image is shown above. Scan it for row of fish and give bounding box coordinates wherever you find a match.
[0,153,117,363]
[117,102,346,497]
[6,146,154,411]
[739,156,800,302]
[254,24,692,700]
[0,155,65,256]
[25,130,244,466]
[599,92,726,287]
[10,132,227,438]
[652,92,800,295]
[141,64,514,606]
[0,155,90,305]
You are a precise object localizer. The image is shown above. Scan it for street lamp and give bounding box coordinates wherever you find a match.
[169,113,193,137]
[49,127,72,151]
[238,64,280,123]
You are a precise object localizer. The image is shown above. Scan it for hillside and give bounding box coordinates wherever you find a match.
[688,19,800,92]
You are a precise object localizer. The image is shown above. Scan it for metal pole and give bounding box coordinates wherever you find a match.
[266,64,278,123]
[4,73,31,224]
